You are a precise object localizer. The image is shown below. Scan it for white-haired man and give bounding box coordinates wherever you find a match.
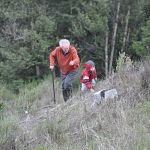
[49,39,80,102]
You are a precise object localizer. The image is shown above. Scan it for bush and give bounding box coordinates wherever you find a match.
[0,83,15,101]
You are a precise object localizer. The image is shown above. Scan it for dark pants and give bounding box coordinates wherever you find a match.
[61,70,78,102]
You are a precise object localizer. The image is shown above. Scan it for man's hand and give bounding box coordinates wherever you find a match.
[50,65,54,70]
[69,61,74,66]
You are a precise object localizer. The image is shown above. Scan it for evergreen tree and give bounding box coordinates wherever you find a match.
[0,0,56,84]
[132,20,150,58]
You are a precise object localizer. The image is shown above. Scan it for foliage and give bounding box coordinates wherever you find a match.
[0,82,15,100]
[0,116,18,145]
[132,20,150,58]
[0,0,150,89]
[116,52,132,72]
[0,0,56,86]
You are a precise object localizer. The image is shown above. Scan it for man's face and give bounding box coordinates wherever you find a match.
[61,44,70,53]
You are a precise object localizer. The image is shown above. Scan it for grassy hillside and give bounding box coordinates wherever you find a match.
[0,59,150,150]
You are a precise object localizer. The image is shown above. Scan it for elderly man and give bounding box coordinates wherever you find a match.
[49,39,80,102]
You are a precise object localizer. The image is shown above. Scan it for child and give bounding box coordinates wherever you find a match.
[80,60,97,92]
[86,60,97,88]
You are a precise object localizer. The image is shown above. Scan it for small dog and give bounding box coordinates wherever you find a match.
[91,88,118,108]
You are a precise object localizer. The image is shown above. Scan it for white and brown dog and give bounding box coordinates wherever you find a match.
[91,88,118,108]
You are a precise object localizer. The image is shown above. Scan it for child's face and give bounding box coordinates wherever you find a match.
[91,66,95,71]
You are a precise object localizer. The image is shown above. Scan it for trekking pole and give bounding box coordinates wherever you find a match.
[51,70,56,104]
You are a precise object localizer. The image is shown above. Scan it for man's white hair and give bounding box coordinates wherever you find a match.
[59,39,70,47]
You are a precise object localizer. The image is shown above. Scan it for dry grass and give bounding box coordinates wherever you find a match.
[1,59,150,150]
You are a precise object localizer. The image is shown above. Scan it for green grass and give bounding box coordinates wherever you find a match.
[128,101,150,150]
[33,146,48,150]
[0,116,18,144]
[131,134,150,150]
[139,101,150,117]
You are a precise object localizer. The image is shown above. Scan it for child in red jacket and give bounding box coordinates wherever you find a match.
[86,60,97,88]
[80,60,97,92]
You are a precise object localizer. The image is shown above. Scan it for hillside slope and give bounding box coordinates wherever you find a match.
[1,60,150,150]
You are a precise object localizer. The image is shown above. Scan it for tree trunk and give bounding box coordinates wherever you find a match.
[31,20,41,77]
[126,27,130,49]
[109,2,120,75]
[105,31,109,78]
[121,5,130,53]
[36,65,41,77]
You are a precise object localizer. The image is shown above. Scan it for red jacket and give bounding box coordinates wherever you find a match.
[49,46,80,75]
[89,69,97,81]
[80,64,92,90]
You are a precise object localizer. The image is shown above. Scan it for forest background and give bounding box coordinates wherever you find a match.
[0,0,150,91]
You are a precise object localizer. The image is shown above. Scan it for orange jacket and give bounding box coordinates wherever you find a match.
[49,46,80,75]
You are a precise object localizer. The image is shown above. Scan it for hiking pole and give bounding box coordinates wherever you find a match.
[51,70,56,104]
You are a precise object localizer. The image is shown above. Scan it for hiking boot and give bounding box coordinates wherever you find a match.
[62,88,73,102]
[62,89,68,102]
